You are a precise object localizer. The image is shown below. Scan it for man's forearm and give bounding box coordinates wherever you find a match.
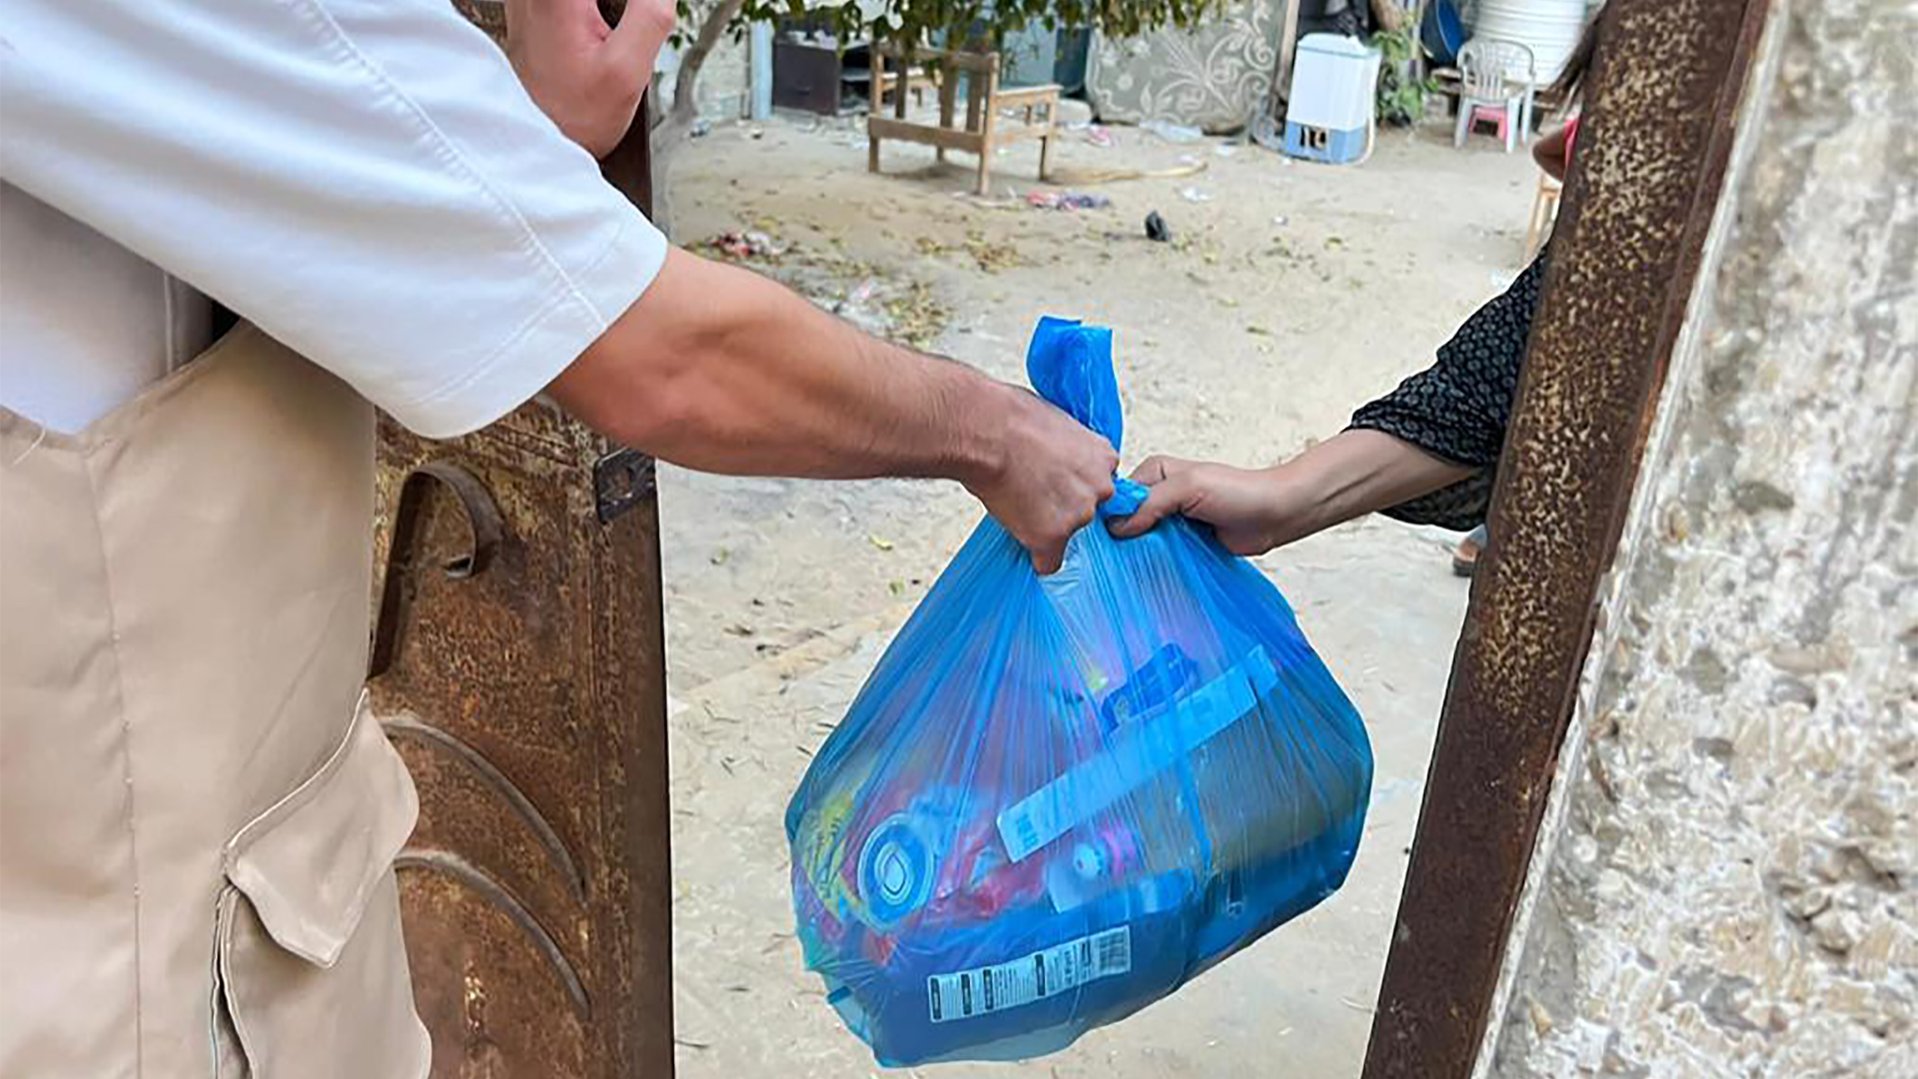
[1264,429,1474,546]
[550,246,1120,572]
[550,248,1010,484]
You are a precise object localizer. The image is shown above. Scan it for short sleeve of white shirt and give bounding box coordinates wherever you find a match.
[0,0,667,438]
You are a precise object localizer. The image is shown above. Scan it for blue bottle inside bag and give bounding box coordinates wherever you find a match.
[786,318,1372,1066]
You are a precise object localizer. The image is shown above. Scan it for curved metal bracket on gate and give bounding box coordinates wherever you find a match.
[368,462,505,678]
[593,447,656,524]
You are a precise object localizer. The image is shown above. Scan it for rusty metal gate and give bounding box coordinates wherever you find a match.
[367,4,673,1076]
[361,2,1779,1077]
[1360,0,1771,1074]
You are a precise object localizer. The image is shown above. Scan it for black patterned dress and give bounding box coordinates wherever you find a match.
[1346,253,1548,530]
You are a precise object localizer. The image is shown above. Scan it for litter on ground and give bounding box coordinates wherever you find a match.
[1026,190,1113,211]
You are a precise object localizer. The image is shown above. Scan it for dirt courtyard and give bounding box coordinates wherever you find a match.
[656,111,1542,1077]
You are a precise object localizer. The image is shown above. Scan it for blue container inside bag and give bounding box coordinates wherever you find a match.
[785,317,1373,1067]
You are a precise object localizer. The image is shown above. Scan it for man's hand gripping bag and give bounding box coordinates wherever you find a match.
[786,318,1373,1066]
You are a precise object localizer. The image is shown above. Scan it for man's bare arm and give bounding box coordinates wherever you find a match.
[548,249,1119,571]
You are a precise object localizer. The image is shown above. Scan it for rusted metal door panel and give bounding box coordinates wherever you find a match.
[1360,0,1771,1075]
[371,4,671,1076]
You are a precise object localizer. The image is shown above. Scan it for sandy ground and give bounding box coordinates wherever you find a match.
[656,110,1540,1077]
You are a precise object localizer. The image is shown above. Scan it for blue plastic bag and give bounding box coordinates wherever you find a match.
[785,318,1373,1067]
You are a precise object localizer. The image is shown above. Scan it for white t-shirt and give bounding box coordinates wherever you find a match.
[0,0,668,438]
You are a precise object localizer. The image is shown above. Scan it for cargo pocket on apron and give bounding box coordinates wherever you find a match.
[213,693,429,1078]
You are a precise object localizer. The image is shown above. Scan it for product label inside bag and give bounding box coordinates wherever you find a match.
[997,648,1279,862]
[926,926,1132,1023]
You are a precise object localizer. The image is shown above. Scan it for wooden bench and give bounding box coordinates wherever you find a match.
[868,45,1059,196]
[877,66,940,110]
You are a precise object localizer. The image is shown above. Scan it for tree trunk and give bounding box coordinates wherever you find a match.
[651,0,746,237]
[647,91,680,239]
[1371,0,1405,33]
[670,0,749,125]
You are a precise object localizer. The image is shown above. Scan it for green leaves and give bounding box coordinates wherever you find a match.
[1370,27,1432,127]
[721,0,1218,54]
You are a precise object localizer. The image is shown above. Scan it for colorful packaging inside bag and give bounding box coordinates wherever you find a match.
[785,317,1373,1067]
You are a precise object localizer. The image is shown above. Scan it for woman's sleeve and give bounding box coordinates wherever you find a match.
[1346,252,1548,530]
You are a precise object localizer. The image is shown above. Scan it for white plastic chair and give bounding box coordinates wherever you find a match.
[1453,39,1536,152]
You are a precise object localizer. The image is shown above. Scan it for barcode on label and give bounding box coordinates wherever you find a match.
[926,926,1133,1024]
[1013,813,1041,857]
[1094,926,1131,975]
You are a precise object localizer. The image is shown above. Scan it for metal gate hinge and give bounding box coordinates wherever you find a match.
[594,448,656,524]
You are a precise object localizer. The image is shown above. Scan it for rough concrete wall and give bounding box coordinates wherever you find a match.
[1487,0,1917,1076]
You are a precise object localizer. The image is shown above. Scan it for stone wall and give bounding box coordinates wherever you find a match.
[1485,0,1917,1075]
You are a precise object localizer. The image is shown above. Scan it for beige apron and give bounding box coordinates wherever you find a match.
[0,325,430,1077]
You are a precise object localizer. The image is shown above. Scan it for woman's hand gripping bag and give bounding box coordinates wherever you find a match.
[785,318,1373,1067]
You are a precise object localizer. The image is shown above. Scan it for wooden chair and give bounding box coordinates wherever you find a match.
[1524,173,1562,261]
[877,66,940,110]
[868,44,1059,196]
